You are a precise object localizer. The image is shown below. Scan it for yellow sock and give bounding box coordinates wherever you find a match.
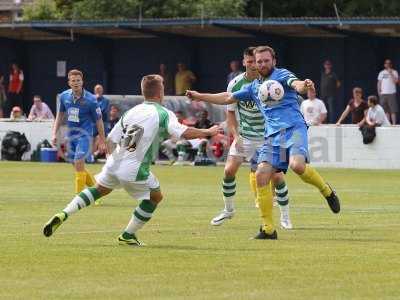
[299,165,331,197]
[256,184,274,234]
[75,171,86,194]
[85,169,96,187]
[249,172,258,206]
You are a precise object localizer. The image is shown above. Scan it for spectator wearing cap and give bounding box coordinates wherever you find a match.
[27,95,54,121]
[366,95,391,127]
[320,60,340,123]
[10,106,25,120]
[336,87,368,126]
[377,59,398,124]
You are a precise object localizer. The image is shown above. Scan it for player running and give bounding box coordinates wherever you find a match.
[43,74,219,246]
[211,47,292,229]
[52,69,106,194]
[187,45,340,240]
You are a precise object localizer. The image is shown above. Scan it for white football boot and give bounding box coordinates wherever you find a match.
[279,205,293,229]
[210,210,235,226]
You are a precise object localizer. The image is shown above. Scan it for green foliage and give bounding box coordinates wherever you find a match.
[23,0,59,21]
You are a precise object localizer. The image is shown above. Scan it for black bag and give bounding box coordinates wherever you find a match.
[1,131,31,161]
[359,125,376,144]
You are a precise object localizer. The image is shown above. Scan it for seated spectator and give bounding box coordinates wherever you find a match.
[109,105,120,130]
[10,106,26,120]
[159,63,174,95]
[336,87,368,126]
[300,90,327,125]
[194,110,213,129]
[226,60,241,84]
[27,95,54,121]
[366,95,391,127]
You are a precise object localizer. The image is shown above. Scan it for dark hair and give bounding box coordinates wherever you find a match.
[368,95,378,105]
[243,47,256,57]
[254,46,276,59]
[33,95,42,101]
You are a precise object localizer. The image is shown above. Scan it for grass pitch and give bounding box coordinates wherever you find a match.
[0,162,399,299]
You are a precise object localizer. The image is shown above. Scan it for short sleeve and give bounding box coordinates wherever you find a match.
[19,71,24,81]
[59,96,66,112]
[107,116,123,143]
[378,71,383,80]
[394,70,399,79]
[232,83,252,102]
[227,102,237,111]
[167,110,188,138]
[319,100,327,113]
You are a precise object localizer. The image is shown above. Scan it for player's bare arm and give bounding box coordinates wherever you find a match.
[96,119,107,153]
[181,125,220,139]
[291,79,315,94]
[186,90,236,105]
[51,111,64,146]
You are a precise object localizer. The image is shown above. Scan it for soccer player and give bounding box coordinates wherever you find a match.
[187,45,340,240]
[211,47,292,229]
[52,69,106,194]
[43,74,219,246]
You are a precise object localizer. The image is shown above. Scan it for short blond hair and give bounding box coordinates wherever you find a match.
[68,69,83,79]
[254,46,276,59]
[141,74,163,98]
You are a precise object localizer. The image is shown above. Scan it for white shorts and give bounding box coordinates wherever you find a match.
[228,137,264,162]
[95,169,160,201]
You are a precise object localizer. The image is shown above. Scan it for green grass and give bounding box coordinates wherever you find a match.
[0,162,399,300]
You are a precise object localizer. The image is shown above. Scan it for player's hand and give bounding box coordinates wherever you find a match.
[186,90,202,101]
[97,139,107,154]
[335,122,341,126]
[304,79,315,92]
[51,135,57,146]
[207,125,220,137]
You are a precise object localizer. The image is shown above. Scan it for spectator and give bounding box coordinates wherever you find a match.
[194,110,214,129]
[366,95,390,127]
[109,104,120,130]
[300,89,327,125]
[226,60,241,84]
[336,87,368,126]
[159,63,174,95]
[94,84,110,132]
[7,63,24,116]
[320,60,340,123]
[175,63,196,96]
[10,106,25,120]
[0,74,6,118]
[27,95,54,121]
[377,59,398,124]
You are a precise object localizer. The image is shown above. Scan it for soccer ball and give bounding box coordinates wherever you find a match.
[258,80,284,106]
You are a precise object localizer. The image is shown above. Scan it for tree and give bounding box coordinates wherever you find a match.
[23,0,59,21]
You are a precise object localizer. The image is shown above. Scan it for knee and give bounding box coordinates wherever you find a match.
[289,160,305,174]
[150,191,163,205]
[95,184,112,196]
[224,166,236,178]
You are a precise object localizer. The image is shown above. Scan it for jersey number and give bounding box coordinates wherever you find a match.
[122,124,144,152]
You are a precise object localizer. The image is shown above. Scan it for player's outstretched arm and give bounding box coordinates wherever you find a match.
[181,125,220,140]
[186,90,236,105]
[291,79,315,95]
[51,111,64,146]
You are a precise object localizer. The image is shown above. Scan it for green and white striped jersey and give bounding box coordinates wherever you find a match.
[227,73,265,140]
[106,101,187,181]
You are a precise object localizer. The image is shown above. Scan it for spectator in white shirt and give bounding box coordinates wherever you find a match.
[27,95,54,121]
[377,59,398,124]
[366,95,391,127]
[300,89,327,125]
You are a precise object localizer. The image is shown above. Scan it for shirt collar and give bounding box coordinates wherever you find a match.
[70,89,85,103]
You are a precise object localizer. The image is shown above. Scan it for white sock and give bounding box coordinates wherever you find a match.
[124,216,146,234]
[63,189,96,216]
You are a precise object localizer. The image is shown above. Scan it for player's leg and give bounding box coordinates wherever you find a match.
[43,184,112,237]
[118,173,161,246]
[210,154,242,225]
[271,172,292,229]
[253,162,277,239]
[72,137,96,193]
[249,155,258,208]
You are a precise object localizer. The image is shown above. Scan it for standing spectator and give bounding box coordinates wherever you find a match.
[109,104,120,130]
[336,87,368,126]
[7,63,24,116]
[175,63,196,96]
[226,60,241,84]
[0,74,6,118]
[159,63,174,95]
[377,59,398,124]
[94,84,110,133]
[320,60,340,123]
[27,95,54,121]
[366,95,391,127]
[300,90,327,126]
